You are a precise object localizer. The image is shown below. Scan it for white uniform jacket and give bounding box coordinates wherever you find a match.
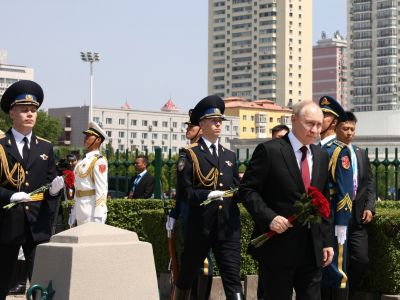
[73,150,108,223]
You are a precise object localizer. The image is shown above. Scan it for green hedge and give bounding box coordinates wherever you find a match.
[62,199,400,294]
[361,207,400,294]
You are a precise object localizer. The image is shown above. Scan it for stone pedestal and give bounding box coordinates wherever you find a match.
[31,223,159,300]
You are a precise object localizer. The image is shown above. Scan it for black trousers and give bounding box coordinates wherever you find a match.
[0,226,42,300]
[177,233,242,297]
[347,219,369,297]
[261,232,322,300]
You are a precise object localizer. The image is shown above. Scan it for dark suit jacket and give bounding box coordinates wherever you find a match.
[353,146,375,225]
[177,138,240,241]
[0,129,58,244]
[127,172,155,199]
[239,135,333,267]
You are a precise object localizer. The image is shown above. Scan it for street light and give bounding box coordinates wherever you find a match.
[80,51,100,123]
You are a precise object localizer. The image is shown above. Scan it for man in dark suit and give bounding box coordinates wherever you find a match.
[335,111,375,299]
[0,80,64,299]
[239,100,334,300]
[174,95,243,300]
[127,155,155,199]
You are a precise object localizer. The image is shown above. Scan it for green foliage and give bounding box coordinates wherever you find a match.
[361,207,400,294]
[0,109,62,144]
[34,111,62,143]
[376,200,400,210]
[0,110,12,131]
[141,209,184,273]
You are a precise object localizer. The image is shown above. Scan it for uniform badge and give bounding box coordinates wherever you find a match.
[40,154,48,160]
[320,97,330,105]
[225,161,233,167]
[341,156,350,169]
[178,157,185,172]
[99,164,107,173]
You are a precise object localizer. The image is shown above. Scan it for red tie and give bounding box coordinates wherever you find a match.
[300,146,310,191]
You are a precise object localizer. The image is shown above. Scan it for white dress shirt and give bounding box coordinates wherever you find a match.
[11,128,32,158]
[202,137,219,157]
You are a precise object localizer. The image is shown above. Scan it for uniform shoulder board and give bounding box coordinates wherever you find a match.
[187,142,198,149]
[94,154,107,161]
[333,140,345,148]
[36,136,51,143]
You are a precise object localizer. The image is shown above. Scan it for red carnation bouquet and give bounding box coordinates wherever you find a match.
[62,170,75,200]
[250,186,330,248]
[62,170,75,189]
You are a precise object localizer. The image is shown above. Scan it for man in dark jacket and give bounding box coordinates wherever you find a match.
[127,155,155,199]
[239,100,334,300]
[335,111,375,299]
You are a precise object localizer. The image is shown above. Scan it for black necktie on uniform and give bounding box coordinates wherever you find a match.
[22,137,30,166]
[210,144,217,158]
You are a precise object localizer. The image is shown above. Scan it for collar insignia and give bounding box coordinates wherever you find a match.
[40,154,48,160]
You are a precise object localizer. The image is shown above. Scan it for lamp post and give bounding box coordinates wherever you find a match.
[80,51,100,123]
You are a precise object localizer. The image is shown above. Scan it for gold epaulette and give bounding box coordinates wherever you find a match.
[36,136,51,144]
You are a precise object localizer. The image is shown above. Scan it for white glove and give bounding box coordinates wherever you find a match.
[49,176,64,196]
[68,207,76,228]
[10,192,32,203]
[208,190,225,200]
[335,225,347,245]
[165,216,176,231]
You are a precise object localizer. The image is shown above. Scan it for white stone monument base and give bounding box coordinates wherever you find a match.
[31,222,159,300]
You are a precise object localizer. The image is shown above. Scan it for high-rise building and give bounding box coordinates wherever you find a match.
[0,50,34,97]
[348,0,399,111]
[313,32,348,108]
[208,0,312,107]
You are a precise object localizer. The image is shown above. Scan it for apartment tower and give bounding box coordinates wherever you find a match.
[313,32,348,108]
[348,0,400,111]
[208,0,312,107]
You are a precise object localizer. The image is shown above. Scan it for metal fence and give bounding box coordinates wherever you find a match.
[58,146,400,200]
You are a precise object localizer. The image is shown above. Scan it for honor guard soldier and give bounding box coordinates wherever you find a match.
[174,96,244,300]
[166,109,213,299]
[0,80,64,299]
[68,122,108,226]
[319,96,354,300]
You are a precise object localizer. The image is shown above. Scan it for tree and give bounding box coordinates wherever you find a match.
[0,109,62,144]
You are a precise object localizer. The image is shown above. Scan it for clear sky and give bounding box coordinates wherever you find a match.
[1,0,347,112]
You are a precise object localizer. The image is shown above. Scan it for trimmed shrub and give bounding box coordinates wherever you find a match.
[361,207,400,294]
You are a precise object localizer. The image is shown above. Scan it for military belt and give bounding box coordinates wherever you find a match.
[76,189,96,197]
